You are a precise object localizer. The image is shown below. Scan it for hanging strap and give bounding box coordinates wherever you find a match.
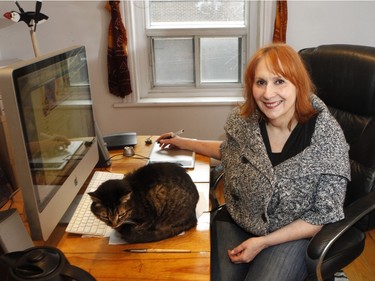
[273,0,288,43]
[106,1,132,98]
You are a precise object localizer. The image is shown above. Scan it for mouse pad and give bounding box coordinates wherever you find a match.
[148,143,195,168]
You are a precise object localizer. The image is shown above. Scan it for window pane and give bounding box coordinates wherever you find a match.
[153,38,194,85]
[201,37,241,83]
[149,0,245,26]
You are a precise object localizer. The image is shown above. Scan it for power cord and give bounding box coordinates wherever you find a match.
[2,187,21,210]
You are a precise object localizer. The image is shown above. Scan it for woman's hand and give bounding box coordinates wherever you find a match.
[228,219,323,264]
[29,135,71,158]
[155,132,188,150]
[228,236,267,264]
[155,132,222,159]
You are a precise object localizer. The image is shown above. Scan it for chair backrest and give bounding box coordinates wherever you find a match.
[299,45,375,229]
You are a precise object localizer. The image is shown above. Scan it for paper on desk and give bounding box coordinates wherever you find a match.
[108,190,210,245]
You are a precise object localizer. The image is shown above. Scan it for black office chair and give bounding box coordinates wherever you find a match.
[210,44,375,281]
[299,44,375,280]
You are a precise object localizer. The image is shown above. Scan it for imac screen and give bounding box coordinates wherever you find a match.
[0,46,98,240]
[14,48,94,210]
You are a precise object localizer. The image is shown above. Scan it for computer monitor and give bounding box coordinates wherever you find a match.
[0,46,99,241]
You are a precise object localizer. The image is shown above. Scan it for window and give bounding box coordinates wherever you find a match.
[122,0,273,104]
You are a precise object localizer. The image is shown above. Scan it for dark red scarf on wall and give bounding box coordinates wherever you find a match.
[273,0,288,43]
[106,1,132,98]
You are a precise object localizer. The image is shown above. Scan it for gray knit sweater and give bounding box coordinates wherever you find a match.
[220,95,351,236]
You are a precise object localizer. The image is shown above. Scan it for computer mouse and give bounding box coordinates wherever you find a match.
[123,146,135,157]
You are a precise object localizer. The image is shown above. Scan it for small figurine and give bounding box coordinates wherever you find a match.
[3,0,48,31]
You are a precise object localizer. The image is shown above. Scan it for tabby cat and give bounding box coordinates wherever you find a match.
[88,162,199,243]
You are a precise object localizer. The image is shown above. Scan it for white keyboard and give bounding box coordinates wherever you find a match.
[66,171,124,236]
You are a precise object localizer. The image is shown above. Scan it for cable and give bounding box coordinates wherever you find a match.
[4,187,21,210]
[109,153,149,161]
[109,153,124,160]
[132,153,149,160]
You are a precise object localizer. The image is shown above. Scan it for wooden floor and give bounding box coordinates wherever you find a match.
[344,228,375,281]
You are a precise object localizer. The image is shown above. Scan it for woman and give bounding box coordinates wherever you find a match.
[156,43,350,281]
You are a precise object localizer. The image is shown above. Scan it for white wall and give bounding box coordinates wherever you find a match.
[287,1,375,50]
[1,1,375,140]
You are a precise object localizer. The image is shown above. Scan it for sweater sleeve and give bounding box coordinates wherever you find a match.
[301,174,347,225]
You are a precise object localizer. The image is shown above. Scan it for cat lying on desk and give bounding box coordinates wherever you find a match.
[88,163,199,243]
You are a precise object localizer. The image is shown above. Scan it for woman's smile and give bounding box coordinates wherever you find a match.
[263,100,283,109]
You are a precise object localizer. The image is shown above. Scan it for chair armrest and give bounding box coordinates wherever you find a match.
[209,165,224,210]
[307,191,375,280]
[308,191,375,259]
[210,164,224,189]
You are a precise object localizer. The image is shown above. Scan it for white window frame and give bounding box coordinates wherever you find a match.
[118,0,275,106]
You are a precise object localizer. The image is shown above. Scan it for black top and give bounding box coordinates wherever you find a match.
[260,115,318,167]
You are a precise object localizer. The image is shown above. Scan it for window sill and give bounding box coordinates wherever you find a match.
[112,96,244,108]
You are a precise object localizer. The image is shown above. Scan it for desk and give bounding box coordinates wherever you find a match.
[10,136,211,281]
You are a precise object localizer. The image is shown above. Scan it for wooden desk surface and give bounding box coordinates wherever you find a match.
[10,136,211,281]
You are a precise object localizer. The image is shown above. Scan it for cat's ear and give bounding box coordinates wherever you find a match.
[120,192,132,204]
[88,192,101,203]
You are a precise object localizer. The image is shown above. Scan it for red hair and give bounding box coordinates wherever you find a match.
[240,44,317,126]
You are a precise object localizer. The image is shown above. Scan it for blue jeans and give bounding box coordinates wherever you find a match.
[210,206,313,281]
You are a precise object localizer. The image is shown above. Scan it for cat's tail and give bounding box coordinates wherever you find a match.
[119,218,197,244]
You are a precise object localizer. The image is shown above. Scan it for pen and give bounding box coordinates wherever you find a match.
[123,248,191,253]
[170,129,184,138]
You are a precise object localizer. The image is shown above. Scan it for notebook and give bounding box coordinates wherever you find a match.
[148,142,195,168]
